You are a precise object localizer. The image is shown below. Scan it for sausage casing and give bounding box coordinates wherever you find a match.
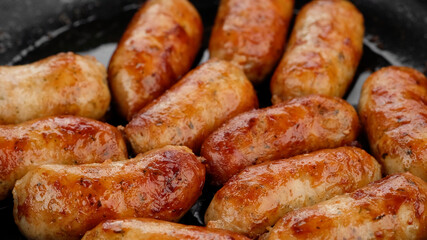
[0,52,110,124]
[209,0,294,84]
[270,0,364,104]
[0,115,127,200]
[265,173,427,240]
[205,147,381,238]
[13,145,205,240]
[109,0,203,120]
[359,66,427,181]
[82,218,250,240]
[125,59,258,154]
[201,94,360,185]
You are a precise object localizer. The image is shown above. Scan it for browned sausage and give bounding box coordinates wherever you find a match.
[359,66,427,181]
[209,0,294,84]
[13,145,205,240]
[0,115,127,200]
[0,52,110,124]
[265,173,427,240]
[109,0,203,120]
[270,0,364,104]
[82,218,250,240]
[201,94,360,185]
[124,59,258,154]
[205,147,381,238]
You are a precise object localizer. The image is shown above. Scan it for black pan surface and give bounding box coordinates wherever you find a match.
[0,0,427,239]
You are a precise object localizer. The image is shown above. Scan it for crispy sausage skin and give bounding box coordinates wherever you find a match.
[209,0,294,84]
[124,59,258,154]
[265,173,427,240]
[0,115,127,200]
[270,0,364,104]
[13,146,205,240]
[359,66,427,181]
[205,147,381,238]
[0,52,110,124]
[82,218,250,240]
[109,0,203,120]
[201,94,360,185]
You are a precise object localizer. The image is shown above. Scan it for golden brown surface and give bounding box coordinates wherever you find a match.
[13,146,205,240]
[0,52,110,124]
[209,0,294,84]
[0,115,127,200]
[125,59,258,154]
[205,147,381,238]
[82,218,250,240]
[201,94,360,185]
[359,66,427,181]
[265,173,427,240]
[109,0,203,120]
[270,0,364,104]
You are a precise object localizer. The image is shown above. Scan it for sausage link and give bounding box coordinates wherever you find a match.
[201,94,360,185]
[265,173,427,240]
[109,0,203,120]
[270,0,364,104]
[82,218,250,240]
[13,145,205,240]
[0,115,127,200]
[359,66,427,181]
[209,0,294,84]
[125,59,258,154]
[0,52,110,124]
[205,147,381,238]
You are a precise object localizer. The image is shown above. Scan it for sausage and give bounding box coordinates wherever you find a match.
[0,52,110,124]
[270,0,364,104]
[124,59,258,154]
[359,66,427,181]
[264,172,427,240]
[205,147,381,238]
[201,94,360,185]
[109,0,203,120]
[82,218,250,240]
[209,0,294,84]
[0,115,127,200]
[13,145,205,240]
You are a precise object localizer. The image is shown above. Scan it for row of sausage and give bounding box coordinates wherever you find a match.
[0,0,363,124]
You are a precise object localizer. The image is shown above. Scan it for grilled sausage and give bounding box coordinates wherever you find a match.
[270,0,364,104]
[205,147,381,238]
[359,66,427,181]
[0,52,110,124]
[13,145,205,240]
[209,0,294,84]
[265,172,427,240]
[109,0,203,120]
[0,115,127,200]
[201,94,360,185]
[82,218,250,240]
[125,59,258,154]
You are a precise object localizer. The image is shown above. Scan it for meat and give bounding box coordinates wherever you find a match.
[108,0,203,120]
[359,66,427,181]
[124,59,258,154]
[13,145,205,240]
[0,52,110,124]
[264,173,427,240]
[270,0,364,104]
[205,147,381,238]
[82,218,250,240]
[0,115,127,200]
[209,0,294,84]
[201,94,360,185]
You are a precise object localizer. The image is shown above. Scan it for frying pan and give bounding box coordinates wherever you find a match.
[0,0,426,238]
